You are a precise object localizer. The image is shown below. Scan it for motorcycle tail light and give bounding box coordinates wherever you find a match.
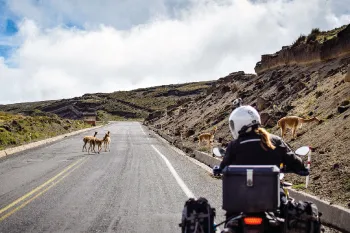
[244,217,263,225]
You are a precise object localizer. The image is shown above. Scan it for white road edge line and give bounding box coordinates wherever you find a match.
[146,124,214,174]
[140,125,146,135]
[139,124,150,141]
[151,145,195,199]
[151,145,221,232]
[143,124,220,232]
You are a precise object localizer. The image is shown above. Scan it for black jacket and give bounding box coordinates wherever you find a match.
[219,132,305,172]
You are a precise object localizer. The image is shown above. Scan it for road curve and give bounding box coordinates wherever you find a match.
[0,122,224,233]
[0,122,339,233]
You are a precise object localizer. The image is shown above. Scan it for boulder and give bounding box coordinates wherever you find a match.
[178,108,187,115]
[260,112,270,125]
[219,85,231,96]
[185,128,195,137]
[292,81,307,93]
[230,84,238,93]
[174,127,182,136]
[345,66,350,82]
[338,105,350,114]
[276,82,285,92]
[256,97,270,111]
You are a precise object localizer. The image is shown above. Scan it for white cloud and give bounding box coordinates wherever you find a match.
[5,0,190,30]
[0,0,349,104]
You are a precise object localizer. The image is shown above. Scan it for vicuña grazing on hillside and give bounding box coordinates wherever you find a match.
[277,116,320,139]
[198,126,218,146]
[103,131,111,152]
[82,131,98,152]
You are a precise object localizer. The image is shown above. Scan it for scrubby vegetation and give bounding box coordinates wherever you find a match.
[292,25,348,46]
[0,111,91,150]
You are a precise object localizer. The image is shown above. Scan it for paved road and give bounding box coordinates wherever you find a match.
[0,122,225,233]
[0,122,340,233]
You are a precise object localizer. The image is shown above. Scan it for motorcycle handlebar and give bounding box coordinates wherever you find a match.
[280,166,309,176]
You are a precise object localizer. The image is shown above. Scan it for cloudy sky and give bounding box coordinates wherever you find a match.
[0,0,349,104]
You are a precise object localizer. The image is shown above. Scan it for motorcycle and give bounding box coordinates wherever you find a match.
[198,146,320,233]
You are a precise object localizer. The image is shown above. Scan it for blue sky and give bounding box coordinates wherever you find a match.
[0,0,349,104]
[3,19,18,35]
[0,17,18,59]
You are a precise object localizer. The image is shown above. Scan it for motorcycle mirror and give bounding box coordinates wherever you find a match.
[232,98,243,108]
[295,146,310,156]
[279,173,285,180]
[212,147,224,157]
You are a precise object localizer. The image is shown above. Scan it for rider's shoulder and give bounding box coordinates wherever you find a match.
[228,139,238,146]
[268,133,284,144]
[227,139,239,149]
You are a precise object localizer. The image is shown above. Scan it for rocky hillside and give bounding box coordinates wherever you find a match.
[146,24,350,208]
[0,81,214,121]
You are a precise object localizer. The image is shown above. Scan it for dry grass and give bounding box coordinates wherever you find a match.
[0,111,91,150]
[293,24,348,46]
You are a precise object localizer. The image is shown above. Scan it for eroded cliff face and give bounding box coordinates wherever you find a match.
[255,24,350,75]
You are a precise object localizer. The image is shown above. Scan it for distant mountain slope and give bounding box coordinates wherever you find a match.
[0,81,214,121]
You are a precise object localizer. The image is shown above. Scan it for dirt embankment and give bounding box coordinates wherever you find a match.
[146,25,350,208]
[255,25,350,75]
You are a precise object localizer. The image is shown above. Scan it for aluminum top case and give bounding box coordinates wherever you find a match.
[222,165,280,213]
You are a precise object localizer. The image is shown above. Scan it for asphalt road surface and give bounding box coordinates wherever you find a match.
[0,122,225,233]
[0,122,340,233]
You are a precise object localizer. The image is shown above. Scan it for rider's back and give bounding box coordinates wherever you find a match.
[220,131,304,172]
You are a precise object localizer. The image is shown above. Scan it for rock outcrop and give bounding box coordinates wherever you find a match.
[255,24,350,75]
[345,65,350,82]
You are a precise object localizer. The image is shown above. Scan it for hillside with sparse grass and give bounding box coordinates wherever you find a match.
[0,111,92,150]
[293,25,348,46]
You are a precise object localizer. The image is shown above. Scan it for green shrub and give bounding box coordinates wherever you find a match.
[311,28,320,34]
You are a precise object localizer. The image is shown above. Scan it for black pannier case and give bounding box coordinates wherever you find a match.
[222,165,280,213]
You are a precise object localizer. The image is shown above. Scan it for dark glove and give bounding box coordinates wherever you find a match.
[296,168,309,176]
[213,165,222,176]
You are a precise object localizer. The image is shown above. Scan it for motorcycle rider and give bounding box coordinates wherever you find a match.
[218,104,307,173]
[214,104,309,219]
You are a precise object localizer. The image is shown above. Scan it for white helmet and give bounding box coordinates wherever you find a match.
[229,105,261,139]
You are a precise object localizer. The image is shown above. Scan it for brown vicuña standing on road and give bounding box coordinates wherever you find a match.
[103,131,111,152]
[277,116,320,139]
[88,132,109,154]
[198,126,217,146]
[82,131,98,152]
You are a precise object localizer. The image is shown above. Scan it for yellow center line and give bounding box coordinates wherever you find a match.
[0,158,88,222]
[0,158,85,216]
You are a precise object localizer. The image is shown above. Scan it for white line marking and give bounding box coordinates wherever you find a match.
[151,134,222,232]
[151,144,221,232]
[152,129,214,173]
[139,124,150,141]
[151,145,195,198]
[140,125,146,135]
